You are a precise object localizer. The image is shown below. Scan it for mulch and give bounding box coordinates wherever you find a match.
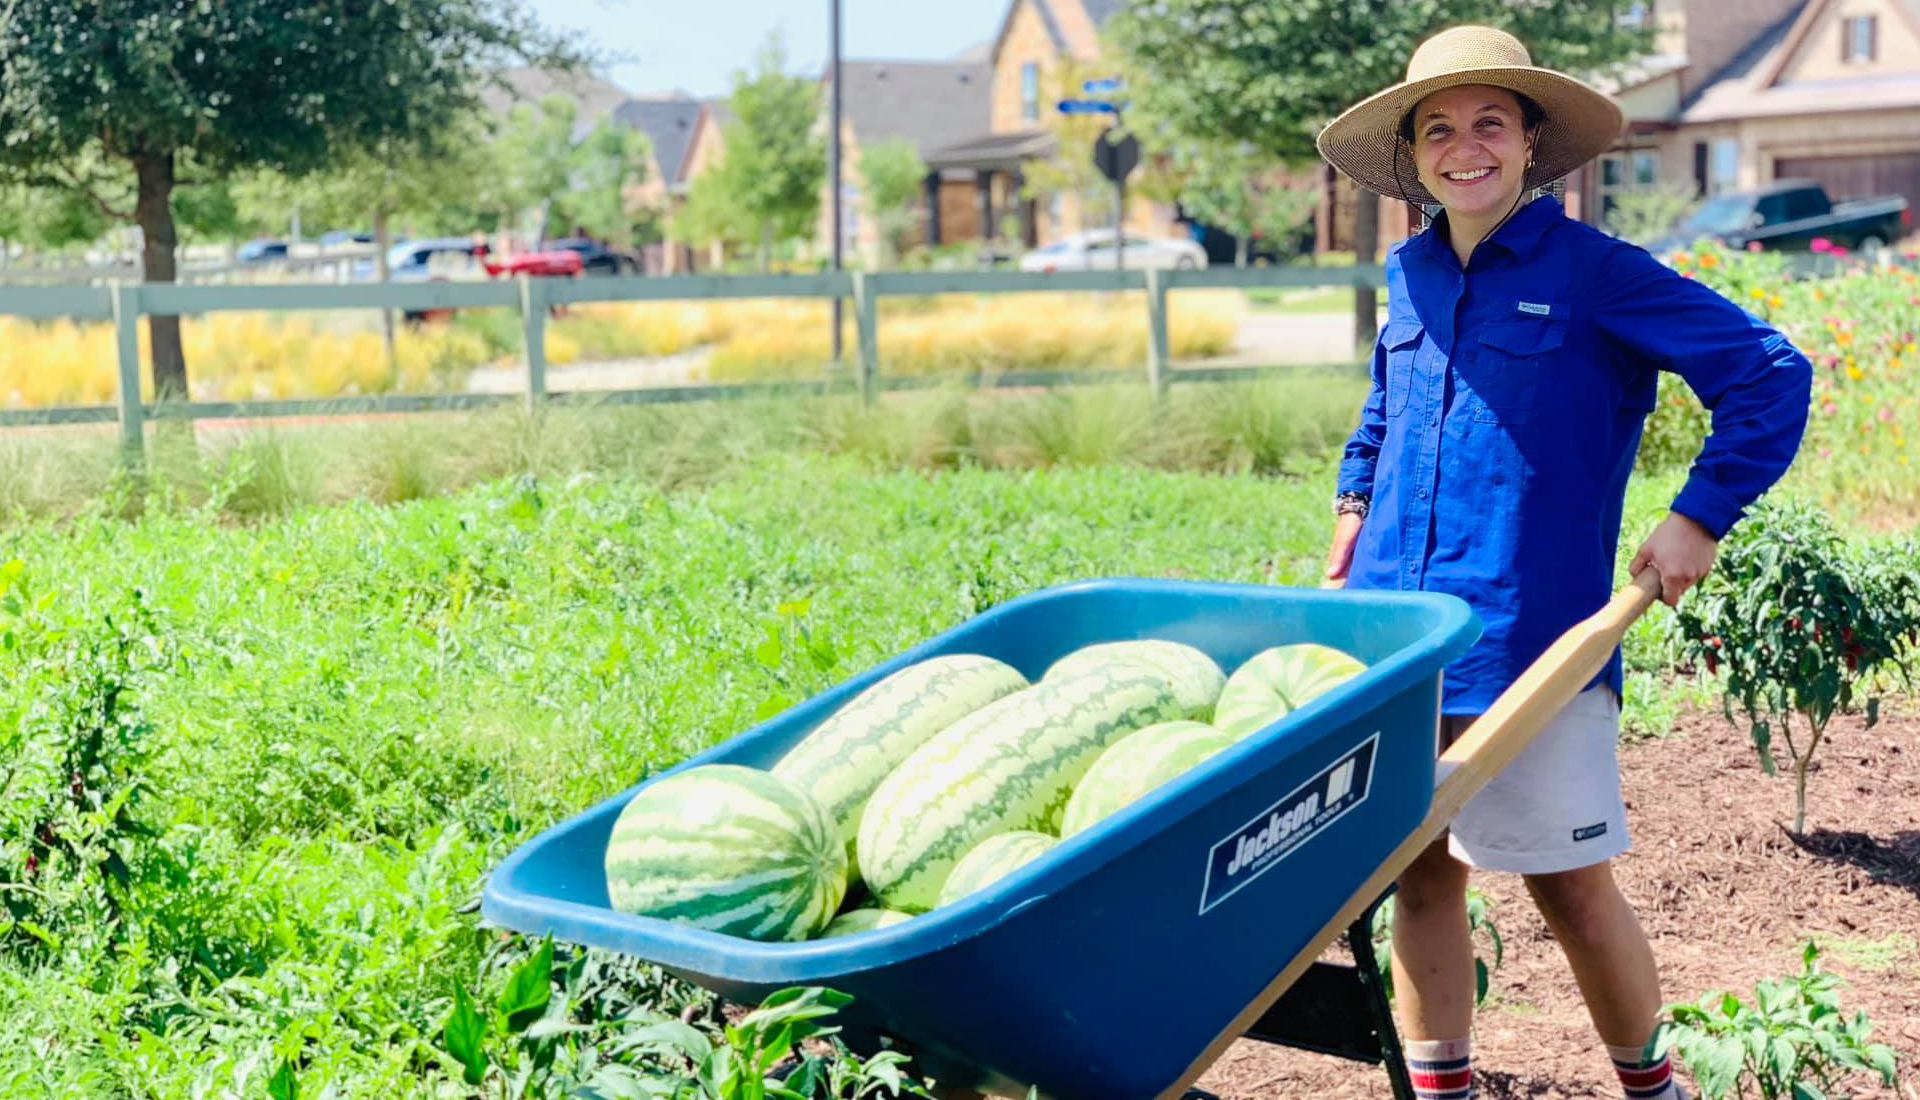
[1194,705,1920,1100]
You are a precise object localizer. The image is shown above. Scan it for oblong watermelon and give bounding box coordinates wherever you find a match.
[1042,639,1225,721]
[774,654,1028,865]
[858,665,1184,912]
[1060,720,1237,837]
[818,908,915,938]
[604,764,847,942]
[1215,643,1368,740]
[937,830,1057,907]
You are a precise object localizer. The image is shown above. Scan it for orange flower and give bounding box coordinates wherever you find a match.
[1698,253,1719,268]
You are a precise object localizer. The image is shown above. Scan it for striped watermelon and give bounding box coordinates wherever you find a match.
[603,764,847,942]
[1042,639,1225,721]
[937,830,1057,907]
[774,654,1028,865]
[1060,720,1237,837]
[818,908,915,938]
[858,665,1184,912]
[1215,643,1368,740]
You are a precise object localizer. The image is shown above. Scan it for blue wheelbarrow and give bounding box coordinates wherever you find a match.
[484,575,1661,1100]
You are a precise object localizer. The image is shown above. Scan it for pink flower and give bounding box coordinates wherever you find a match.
[1818,448,1832,458]
[1880,407,1894,422]
[1811,238,1833,253]
[1824,402,1838,415]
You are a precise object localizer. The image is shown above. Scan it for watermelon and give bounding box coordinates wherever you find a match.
[858,665,1185,912]
[774,654,1028,865]
[1042,639,1225,720]
[818,908,915,938]
[1214,643,1368,740]
[1060,720,1238,837]
[603,764,847,942]
[937,830,1057,907]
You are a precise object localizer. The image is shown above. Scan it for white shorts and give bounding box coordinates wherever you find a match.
[1441,685,1630,874]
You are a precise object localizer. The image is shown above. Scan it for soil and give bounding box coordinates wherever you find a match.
[1193,706,1920,1100]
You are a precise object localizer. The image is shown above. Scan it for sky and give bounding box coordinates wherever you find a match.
[525,0,1010,99]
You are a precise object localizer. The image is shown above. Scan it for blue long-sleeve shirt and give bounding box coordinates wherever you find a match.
[1337,196,1811,715]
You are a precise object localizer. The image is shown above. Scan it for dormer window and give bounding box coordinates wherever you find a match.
[1842,14,1877,63]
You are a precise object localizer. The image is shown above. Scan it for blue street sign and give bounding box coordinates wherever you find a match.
[1057,99,1120,115]
[1082,78,1125,95]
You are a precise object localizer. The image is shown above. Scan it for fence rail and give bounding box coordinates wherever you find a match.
[0,264,1396,464]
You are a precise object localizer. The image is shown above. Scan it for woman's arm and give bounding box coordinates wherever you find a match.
[1324,334,1392,588]
[1593,242,1813,542]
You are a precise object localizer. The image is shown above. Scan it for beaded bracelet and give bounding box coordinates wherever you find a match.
[1333,491,1372,520]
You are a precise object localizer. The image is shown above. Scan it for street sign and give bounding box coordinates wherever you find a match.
[1082,77,1125,95]
[1056,99,1119,115]
[1093,131,1140,183]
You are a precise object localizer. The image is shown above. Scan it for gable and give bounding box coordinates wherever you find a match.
[1774,0,1920,83]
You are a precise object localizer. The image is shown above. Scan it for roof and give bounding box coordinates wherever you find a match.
[1080,0,1126,29]
[831,61,992,158]
[1681,0,1920,122]
[924,128,1058,172]
[613,98,703,183]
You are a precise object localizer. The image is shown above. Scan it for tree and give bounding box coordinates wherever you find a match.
[1023,56,1133,236]
[554,119,654,247]
[696,35,826,271]
[1112,0,1654,346]
[0,0,572,398]
[1166,140,1318,266]
[856,139,927,265]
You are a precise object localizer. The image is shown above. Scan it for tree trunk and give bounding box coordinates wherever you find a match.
[758,220,772,273]
[1352,186,1380,358]
[133,150,187,399]
[1234,235,1249,269]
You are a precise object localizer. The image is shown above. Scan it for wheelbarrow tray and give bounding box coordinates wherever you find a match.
[484,579,1479,1100]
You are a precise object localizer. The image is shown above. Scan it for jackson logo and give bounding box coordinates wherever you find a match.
[1199,733,1377,914]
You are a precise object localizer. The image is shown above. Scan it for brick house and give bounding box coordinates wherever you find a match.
[815,60,993,263]
[1572,0,1920,230]
[919,0,1181,250]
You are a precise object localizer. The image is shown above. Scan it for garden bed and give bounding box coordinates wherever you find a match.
[1196,706,1920,1099]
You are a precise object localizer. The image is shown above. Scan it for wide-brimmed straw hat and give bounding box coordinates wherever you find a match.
[1316,25,1624,205]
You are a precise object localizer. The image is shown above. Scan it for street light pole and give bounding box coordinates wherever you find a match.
[829,0,844,363]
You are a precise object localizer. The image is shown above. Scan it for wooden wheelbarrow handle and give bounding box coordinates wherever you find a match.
[1155,568,1665,1100]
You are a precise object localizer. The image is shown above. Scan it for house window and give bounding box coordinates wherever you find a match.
[1709,138,1740,195]
[1617,2,1650,28]
[1020,62,1040,122]
[1597,149,1661,220]
[1842,14,1877,62]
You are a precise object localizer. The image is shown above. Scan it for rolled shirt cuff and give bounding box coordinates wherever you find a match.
[1670,476,1745,540]
[1336,459,1377,499]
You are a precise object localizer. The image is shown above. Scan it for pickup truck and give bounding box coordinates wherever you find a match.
[1649,180,1910,255]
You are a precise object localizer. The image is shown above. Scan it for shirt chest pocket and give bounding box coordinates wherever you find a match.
[1462,317,1566,424]
[1381,321,1424,418]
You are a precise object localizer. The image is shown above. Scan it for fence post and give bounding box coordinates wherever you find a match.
[1145,267,1170,397]
[852,271,879,403]
[110,282,145,468]
[519,275,546,409]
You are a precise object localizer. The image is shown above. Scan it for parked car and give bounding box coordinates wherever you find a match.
[236,238,289,265]
[319,229,374,248]
[377,237,492,322]
[1647,180,1910,256]
[1018,229,1209,272]
[545,237,641,276]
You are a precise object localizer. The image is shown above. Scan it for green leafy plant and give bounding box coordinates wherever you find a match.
[1370,888,1505,1006]
[1672,501,1920,832]
[1647,943,1898,1100]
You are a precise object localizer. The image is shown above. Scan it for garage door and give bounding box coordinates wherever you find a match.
[1775,152,1920,223]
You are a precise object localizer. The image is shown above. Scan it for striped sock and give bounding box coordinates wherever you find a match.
[1407,1037,1473,1100]
[1608,1042,1686,1100]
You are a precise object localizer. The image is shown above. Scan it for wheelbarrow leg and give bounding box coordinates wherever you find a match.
[1346,897,1416,1100]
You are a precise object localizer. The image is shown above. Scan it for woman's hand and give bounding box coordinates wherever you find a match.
[1628,511,1719,607]
[1322,513,1365,589]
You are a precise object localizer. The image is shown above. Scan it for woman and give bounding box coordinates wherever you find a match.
[1314,26,1810,1100]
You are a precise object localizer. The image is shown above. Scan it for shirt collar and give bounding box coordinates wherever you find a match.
[1414,195,1564,266]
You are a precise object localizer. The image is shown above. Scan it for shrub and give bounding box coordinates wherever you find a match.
[1672,500,1920,832]
[1649,943,1898,1100]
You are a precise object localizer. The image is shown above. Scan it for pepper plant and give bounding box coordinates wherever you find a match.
[1671,501,1919,833]
[1647,942,1897,1100]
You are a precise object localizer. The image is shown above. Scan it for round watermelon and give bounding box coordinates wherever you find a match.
[604,764,847,942]
[1060,720,1237,837]
[1215,643,1368,740]
[818,908,915,938]
[936,830,1058,908]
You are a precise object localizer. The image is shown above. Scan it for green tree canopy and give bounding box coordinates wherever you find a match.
[686,35,826,271]
[0,0,575,396]
[856,139,926,265]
